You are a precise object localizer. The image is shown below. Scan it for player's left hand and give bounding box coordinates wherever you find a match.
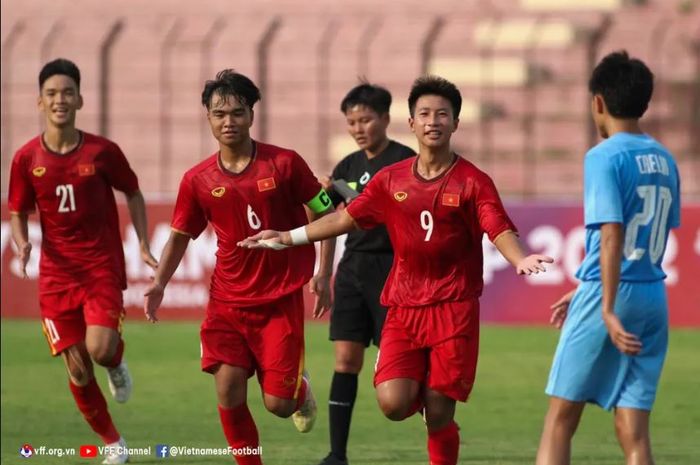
[238,230,289,249]
[603,312,642,356]
[516,254,554,275]
[309,274,332,318]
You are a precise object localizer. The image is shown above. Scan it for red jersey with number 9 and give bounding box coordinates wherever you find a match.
[345,156,517,307]
[171,141,323,306]
[8,132,139,293]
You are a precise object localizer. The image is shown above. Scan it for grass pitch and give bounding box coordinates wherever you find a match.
[2,320,698,464]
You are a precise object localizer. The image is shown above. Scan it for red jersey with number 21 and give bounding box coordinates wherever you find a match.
[172,142,322,306]
[346,156,516,308]
[8,132,138,293]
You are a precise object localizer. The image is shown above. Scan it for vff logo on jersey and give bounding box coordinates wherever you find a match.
[394,191,408,202]
[211,187,226,197]
[19,444,34,458]
[32,167,46,177]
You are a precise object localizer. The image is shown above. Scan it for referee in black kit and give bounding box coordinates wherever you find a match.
[316,83,415,465]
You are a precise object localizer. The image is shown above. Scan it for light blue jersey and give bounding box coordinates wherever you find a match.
[576,132,681,282]
[547,132,681,411]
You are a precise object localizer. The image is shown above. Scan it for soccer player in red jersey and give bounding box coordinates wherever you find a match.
[143,70,336,465]
[240,75,553,465]
[8,59,157,465]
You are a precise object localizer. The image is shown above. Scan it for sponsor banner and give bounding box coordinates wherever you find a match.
[2,202,698,326]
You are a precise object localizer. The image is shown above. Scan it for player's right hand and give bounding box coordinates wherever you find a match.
[549,288,576,329]
[17,242,32,279]
[516,254,554,275]
[144,281,165,323]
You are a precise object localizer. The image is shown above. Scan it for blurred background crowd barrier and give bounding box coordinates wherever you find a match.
[2,0,699,197]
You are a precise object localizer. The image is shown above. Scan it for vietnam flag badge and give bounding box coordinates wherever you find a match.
[442,193,460,207]
[78,163,95,176]
[257,177,276,192]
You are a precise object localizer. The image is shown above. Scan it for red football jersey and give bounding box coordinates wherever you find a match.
[346,156,516,307]
[8,132,139,292]
[172,141,322,306]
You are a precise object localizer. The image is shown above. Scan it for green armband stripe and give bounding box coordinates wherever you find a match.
[306,189,332,213]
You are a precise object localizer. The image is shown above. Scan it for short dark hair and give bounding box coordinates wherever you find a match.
[340,82,392,115]
[588,50,654,119]
[39,58,81,90]
[201,69,261,110]
[408,75,462,118]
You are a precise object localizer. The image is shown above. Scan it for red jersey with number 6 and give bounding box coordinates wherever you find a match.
[171,141,323,306]
[346,156,517,307]
[8,132,139,293]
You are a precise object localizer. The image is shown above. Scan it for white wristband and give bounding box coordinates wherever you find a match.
[289,226,310,245]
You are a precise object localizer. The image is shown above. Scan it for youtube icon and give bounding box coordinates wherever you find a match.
[80,445,98,458]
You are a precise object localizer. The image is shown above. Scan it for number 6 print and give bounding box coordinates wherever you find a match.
[247,205,262,230]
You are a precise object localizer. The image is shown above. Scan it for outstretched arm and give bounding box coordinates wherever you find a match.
[125,190,158,269]
[493,230,554,275]
[143,230,190,322]
[238,209,358,249]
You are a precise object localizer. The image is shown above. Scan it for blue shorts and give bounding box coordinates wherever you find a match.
[545,280,668,411]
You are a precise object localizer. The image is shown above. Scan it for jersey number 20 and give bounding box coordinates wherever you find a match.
[624,185,672,264]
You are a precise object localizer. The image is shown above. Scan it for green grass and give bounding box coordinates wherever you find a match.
[2,320,698,464]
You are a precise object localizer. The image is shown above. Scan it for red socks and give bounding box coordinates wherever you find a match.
[295,377,308,411]
[427,421,460,465]
[218,404,262,465]
[69,379,120,444]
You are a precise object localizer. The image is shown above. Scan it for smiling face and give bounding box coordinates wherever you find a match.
[38,74,83,129]
[409,94,459,150]
[206,93,254,147]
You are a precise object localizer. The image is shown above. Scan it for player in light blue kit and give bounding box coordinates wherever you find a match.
[536,51,681,465]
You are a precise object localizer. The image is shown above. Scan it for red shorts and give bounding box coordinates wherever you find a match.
[200,289,306,400]
[39,275,125,356]
[374,299,480,402]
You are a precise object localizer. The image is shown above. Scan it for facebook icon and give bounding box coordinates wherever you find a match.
[155,445,170,458]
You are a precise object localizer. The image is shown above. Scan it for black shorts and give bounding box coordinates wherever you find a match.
[329,251,393,347]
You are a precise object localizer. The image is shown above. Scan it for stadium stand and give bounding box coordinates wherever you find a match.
[2,0,698,198]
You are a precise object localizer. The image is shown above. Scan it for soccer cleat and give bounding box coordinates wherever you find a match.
[292,370,317,433]
[317,453,349,465]
[107,361,132,403]
[102,437,128,464]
